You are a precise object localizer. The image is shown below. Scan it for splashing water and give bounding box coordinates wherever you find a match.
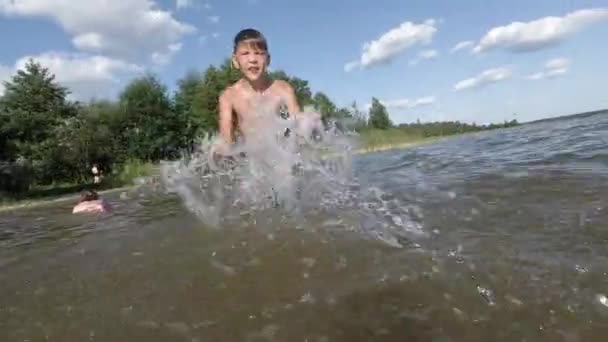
[160,94,423,247]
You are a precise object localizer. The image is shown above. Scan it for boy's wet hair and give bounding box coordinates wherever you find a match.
[233,28,268,53]
[80,190,99,202]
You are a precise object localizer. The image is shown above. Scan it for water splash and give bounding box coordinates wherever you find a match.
[160,94,423,247]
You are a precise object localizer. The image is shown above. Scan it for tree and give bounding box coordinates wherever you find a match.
[174,70,204,149]
[312,91,337,124]
[0,59,79,187]
[0,59,77,161]
[118,73,178,161]
[368,97,392,129]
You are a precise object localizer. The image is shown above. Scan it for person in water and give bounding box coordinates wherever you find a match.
[215,28,322,155]
[72,190,111,214]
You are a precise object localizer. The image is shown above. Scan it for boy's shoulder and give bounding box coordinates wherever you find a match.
[269,79,295,97]
[271,79,293,90]
[219,80,242,102]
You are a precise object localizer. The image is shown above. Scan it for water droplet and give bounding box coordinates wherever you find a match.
[476,285,496,306]
[596,294,608,307]
[575,264,589,274]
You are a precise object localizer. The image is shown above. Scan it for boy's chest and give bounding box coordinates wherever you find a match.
[232,92,284,119]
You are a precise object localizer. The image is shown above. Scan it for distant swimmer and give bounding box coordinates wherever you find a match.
[214,28,323,156]
[72,190,111,214]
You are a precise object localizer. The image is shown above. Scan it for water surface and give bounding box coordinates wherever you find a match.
[2,112,608,341]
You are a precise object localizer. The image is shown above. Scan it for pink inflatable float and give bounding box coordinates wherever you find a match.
[72,190,111,214]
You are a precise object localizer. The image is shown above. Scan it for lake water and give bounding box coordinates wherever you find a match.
[1,111,608,341]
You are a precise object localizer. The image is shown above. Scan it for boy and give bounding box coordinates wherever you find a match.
[215,28,319,154]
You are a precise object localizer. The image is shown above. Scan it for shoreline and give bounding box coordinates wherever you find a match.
[351,137,441,155]
[0,137,443,213]
[0,185,138,213]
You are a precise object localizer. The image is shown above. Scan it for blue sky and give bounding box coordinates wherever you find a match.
[1,0,608,124]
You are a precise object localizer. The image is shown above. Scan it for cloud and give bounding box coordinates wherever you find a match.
[151,43,182,65]
[382,96,437,110]
[409,49,438,66]
[450,40,474,53]
[419,49,438,59]
[0,0,196,64]
[207,15,220,24]
[453,67,512,91]
[472,8,608,54]
[365,96,436,111]
[528,57,571,80]
[0,64,13,95]
[344,19,438,72]
[1,52,143,100]
[175,0,193,10]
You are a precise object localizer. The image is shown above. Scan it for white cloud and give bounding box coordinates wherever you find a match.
[345,19,438,72]
[1,52,142,100]
[419,49,438,59]
[150,43,182,65]
[0,64,13,95]
[409,49,438,65]
[453,67,512,91]
[450,40,474,53]
[175,0,193,10]
[383,96,437,110]
[528,57,571,80]
[207,15,220,24]
[365,96,436,110]
[473,8,608,54]
[0,0,196,64]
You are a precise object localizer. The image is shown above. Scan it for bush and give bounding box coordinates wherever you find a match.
[0,160,34,195]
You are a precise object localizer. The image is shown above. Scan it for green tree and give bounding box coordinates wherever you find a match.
[118,73,179,161]
[368,97,392,129]
[0,59,80,187]
[174,70,204,149]
[312,91,337,123]
[0,59,77,161]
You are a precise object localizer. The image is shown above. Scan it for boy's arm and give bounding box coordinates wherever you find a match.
[282,81,301,115]
[218,90,233,145]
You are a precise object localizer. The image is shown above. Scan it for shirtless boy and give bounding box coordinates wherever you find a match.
[216,28,319,153]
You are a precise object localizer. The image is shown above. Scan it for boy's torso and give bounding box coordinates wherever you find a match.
[228,79,287,140]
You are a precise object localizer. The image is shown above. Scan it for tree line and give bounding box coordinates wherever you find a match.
[0,58,518,197]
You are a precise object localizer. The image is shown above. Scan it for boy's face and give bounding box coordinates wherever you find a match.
[232,39,270,82]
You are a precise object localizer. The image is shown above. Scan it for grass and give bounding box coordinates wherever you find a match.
[353,128,439,154]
